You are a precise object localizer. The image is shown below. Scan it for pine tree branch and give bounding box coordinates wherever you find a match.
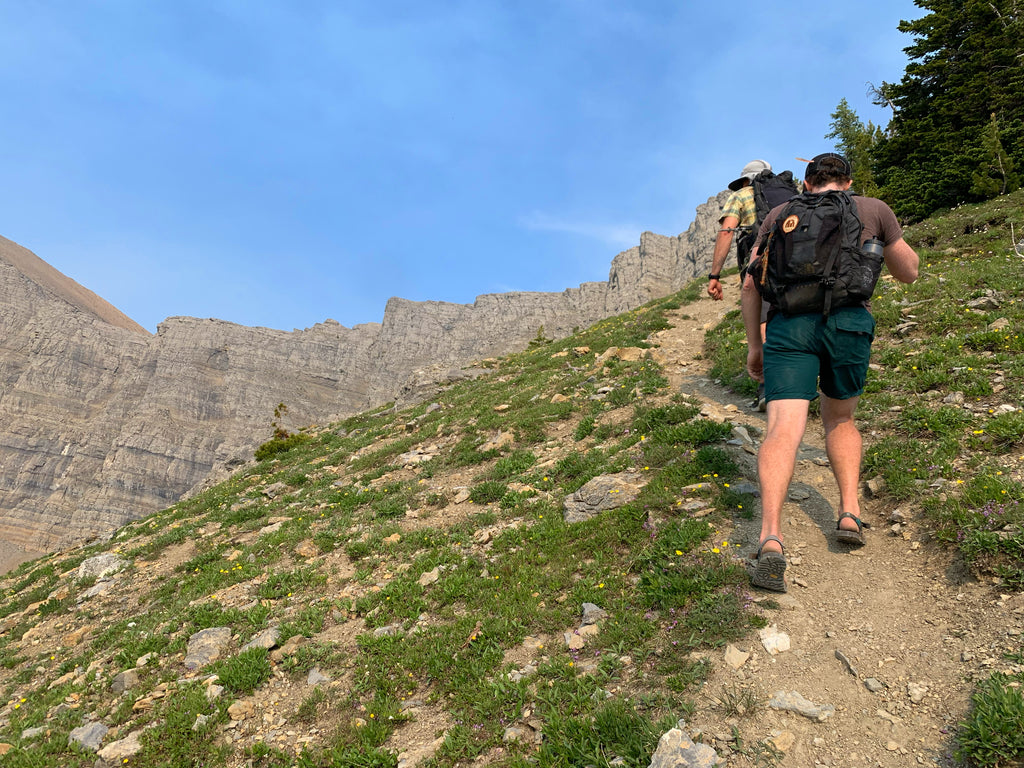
[989,3,1006,27]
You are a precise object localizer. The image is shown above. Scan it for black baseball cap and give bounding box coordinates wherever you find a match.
[805,152,852,177]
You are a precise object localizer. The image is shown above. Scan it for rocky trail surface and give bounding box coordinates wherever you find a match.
[648,288,1024,768]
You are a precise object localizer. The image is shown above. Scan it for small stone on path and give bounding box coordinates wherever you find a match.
[769,691,835,722]
[724,644,749,670]
[769,731,796,752]
[834,649,858,677]
[908,682,928,703]
[758,625,791,655]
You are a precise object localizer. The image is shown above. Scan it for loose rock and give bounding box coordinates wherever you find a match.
[68,721,108,751]
[563,472,644,523]
[184,627,232,670]
[768,731,796,752]
[908,682,928,703]
[307,667,331,686]
[581,602,607,625]
[758,625,791,655]
[724,645,750,670]
[834,649,858,677]
[418,568,440,587]
[768,691,835,721]
[111,669,140,695]
[96,728,146,762]
[77,553,126,581]
[242,626,281,652]
[648,719,724,768]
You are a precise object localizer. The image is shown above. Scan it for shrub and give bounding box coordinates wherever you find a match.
[985,411,1024,448]
[213,647,272,695]
[492,450,537,479]
[371,495,407,519]
[552,450,617,493]
[469,481,508,505]
[896,404,973,437]
[254,433,311,461]
[345,540,372,560]
[574,416,596,441]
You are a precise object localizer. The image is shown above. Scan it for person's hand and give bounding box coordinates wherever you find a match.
[707,279,723,301]
[746,346,764,382]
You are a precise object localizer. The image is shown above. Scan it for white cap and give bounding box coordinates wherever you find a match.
[728,159,771,191]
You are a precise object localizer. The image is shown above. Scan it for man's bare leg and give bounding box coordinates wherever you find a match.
[820,394,863,530]
[757,398,811,552]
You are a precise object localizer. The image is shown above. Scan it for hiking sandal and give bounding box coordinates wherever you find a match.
[750,535,787,592]
[836,512,868,546]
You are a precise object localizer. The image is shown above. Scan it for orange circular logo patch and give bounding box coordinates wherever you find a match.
[781,214,799,233]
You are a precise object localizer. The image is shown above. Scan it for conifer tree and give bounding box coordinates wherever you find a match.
[826,98,883,197]
[971,113,1020,198]
[870,0,1024,220]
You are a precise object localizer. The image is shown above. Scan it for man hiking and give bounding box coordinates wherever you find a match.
[740,152,919,592]
[708,160,786,300]
[708,159,799,410]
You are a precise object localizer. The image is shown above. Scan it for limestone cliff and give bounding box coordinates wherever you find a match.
[0,192,729,553]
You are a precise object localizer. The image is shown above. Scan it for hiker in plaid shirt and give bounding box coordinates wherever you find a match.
[706,159,766,302]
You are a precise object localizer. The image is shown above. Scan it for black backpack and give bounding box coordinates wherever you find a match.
[735,169,799,270]
[755,191,884,317]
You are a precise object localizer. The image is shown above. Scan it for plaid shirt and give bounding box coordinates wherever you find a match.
[720,185,756,228]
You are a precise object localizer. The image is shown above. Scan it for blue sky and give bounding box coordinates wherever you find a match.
[0,0,922,333]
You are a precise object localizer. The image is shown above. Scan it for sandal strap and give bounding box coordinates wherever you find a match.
[837,512,868,531]
[756,535,785,557]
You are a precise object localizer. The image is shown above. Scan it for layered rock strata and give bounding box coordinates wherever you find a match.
[0,191,728,552]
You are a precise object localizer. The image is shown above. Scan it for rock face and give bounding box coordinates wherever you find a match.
[0,192,729,553]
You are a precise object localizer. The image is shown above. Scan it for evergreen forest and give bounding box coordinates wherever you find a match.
[827,0,1023,221]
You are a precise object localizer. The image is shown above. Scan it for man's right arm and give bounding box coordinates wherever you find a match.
[883,238,919,284]
[707,215,740,300]
[872,197,919,284]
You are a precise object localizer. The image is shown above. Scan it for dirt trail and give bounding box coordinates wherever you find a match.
[649,289,1024,768]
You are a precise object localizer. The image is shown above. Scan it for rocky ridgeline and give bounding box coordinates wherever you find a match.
[0,192,728,555]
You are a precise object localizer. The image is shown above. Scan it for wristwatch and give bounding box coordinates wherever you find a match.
[708,273,720,281]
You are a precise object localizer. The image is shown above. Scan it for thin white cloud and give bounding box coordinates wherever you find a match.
[518,211,639,249]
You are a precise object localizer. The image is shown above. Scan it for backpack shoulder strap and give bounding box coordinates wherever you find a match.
[820,191,863,317]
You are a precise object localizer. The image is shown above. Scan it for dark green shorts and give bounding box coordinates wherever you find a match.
[763,307,875,402]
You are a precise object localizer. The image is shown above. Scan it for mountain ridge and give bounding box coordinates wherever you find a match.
[0,235,147,335]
